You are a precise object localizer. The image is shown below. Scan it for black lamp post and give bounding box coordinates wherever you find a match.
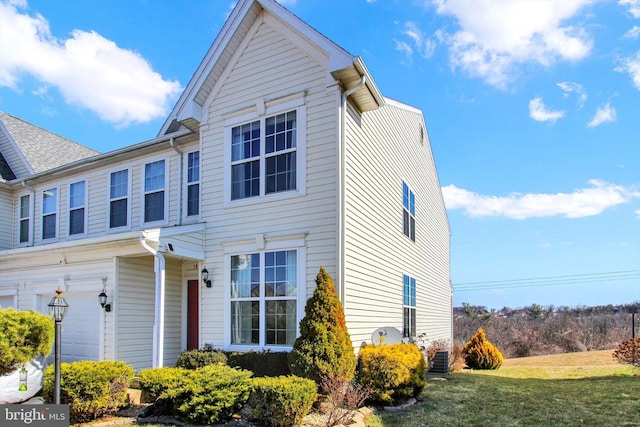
[48,289,68,405]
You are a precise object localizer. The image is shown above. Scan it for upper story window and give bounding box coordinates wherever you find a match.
[18,194,31,244]
[144,160,166,224]
[230,110,298,201]
[402,181,416,242]
[68,180,86,236]
[403,274,417,338]
[42,188,58,240]
[109,169,129,229]
[186,151,200,217]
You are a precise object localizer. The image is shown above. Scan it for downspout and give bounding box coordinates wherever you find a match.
[169,138,183,225]
[140,236,166,368]
[339,75,366,306]
[21,181,35,244]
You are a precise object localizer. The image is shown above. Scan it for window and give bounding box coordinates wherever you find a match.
[403,182,416,241]
[231,110,297,200]
[18,194,30,244]
[186,151,200,217]
[144,160,165,223]
[109,169,129,228]
[230,250,298,347]
[42,188,57,240]
[68,180,86,236]
[403,274,417,338]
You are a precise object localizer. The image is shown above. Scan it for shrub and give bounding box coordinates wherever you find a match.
[164,364,252,425]
[357,343,426,405]
[247,376,316,427]
[449,342,467,372]
[226,350,290,377]
[0,308,53,376]
[463,328,504,370]
[320,373,372,427]
[138,367,189,414]
[289,266,356,383]
[175,345,227,369]
[43,361,134,423]
[613,337,640,367]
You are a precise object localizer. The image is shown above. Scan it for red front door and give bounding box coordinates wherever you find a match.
[187,280,199,350]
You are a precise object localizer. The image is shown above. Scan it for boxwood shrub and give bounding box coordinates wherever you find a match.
[175,346,227,369]
[137,367,189,414]
[226,350,290,377]
[357,342,426,405]
[43,360,134,423]
[247,376,317,427]
[0,308,53,376]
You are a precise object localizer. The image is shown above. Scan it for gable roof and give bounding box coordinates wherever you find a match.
[0,111,100,177]
[159,0,384,136]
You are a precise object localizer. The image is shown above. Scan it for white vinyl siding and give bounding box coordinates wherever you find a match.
[0,189,11,250]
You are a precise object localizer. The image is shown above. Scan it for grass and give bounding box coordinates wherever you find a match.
[371,350,640,427]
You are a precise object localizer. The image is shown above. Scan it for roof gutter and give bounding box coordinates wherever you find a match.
[140,236,166,368]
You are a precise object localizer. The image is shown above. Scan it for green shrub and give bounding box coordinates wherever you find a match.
[43,361,134,423]
[357,343,426,405]
[463,328,504,370]
[165,364,252,425]
[613,337,640,367]
[226,350,290,377]
[175,346,227,369]
[138,367,189,414]
[289,266,356,383]
[247,376,317,427]
[0,308,53,376]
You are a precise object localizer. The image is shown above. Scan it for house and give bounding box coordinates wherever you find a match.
[0,0,451,371]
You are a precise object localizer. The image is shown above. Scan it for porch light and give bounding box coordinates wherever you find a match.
[98,287,112,312]
[201,268,212,288]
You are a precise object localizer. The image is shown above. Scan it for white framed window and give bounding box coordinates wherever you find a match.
[403,274,417,338]
[68,180,86,236]
[18,194,31,245]
[143,159,166,224]
[109,169,130,229]
[224,99,306,206]
[186,151,200,217]
[227,245,305,349]
[403,181,416,242]
[42,187,58,240]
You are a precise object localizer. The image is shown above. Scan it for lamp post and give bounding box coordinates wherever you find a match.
[48,289,68,405]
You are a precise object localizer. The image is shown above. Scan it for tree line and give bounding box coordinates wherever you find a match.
[453,302,639,358]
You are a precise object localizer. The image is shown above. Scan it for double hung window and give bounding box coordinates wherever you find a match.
[19,194,30,244]
[144,160,165,223]
[69,180,86,236]
[186,151,200,217]
[109,169,129,229]
[230,250,298,347]
[403,182,416,241]
[403,274,417,338]
[231,110,297,200]
[42,188,58,240]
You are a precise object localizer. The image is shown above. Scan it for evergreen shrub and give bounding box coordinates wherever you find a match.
[289,266,356,383]
[137,367,189,414]
[0,308,53,376]
[175,346,227,369]
[247,376,317,427]
[43,361,134,423]
[226,350,290,377]
[357,342,426,405]
[463,327,504,370]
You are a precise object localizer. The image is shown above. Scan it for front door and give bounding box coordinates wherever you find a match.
[187,280,199,350]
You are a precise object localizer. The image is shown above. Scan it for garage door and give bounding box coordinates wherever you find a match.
[39,292,100,363]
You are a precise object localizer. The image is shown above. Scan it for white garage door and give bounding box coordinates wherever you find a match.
[39,292,100,363]
[0,295,14,308]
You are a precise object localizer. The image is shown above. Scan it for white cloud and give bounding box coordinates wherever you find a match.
[0,1,182,127]
[402,22,437,59]
[624,26,640,39]
[394,39,414,62]
[433,0,593,88]
[616,51,640,90]
[587,102,617,127]
[557,81,587,106]
[620,0,640,18]
[636,209,640,220]
[529,97,565,123]
[442,180,640,219]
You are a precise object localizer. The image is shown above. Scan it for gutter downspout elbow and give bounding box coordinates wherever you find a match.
[169,138,184,225]
[140,236,166,368]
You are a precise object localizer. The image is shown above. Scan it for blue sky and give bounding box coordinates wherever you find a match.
[1,0,638,310]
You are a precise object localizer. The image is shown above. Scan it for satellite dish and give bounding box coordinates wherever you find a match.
[371,327,403,345]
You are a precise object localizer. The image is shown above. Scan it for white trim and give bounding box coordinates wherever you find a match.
[16,191,32,246]
[183,150,201,222]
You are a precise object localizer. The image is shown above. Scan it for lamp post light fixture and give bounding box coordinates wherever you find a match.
[48,288,68,405]
[201,267,212,288]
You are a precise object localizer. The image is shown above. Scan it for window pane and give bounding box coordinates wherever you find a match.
[231,301,259,344]
[232,121,260,161]
[145,160,165,192]
[110,199,127,228]
[403,182,409,209]
[410,191,415,216]
[20,195,29,218]
[266,300,297,345]
[187,151,200,183]
[265,111,296,154]
[231,254,260,298]
[110,170,128,199]
[144,191,164,222]
[187,183,199,216]
[42,189,57,214]
[410,217,416,242]
[69,208,84,235]
[403,307,410,338]
[265,152,296,194]
[42,214,56,239]
[265,250,297,297]
[69,181,85,209]
[232,160,260,200]
[19,219,29,243]
[403,209,410,237]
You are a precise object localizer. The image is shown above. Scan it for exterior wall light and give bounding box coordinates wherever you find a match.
[98,287,112,312]
[201,268,212,288]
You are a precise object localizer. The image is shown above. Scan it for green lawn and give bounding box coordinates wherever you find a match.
[371,350,639,427]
